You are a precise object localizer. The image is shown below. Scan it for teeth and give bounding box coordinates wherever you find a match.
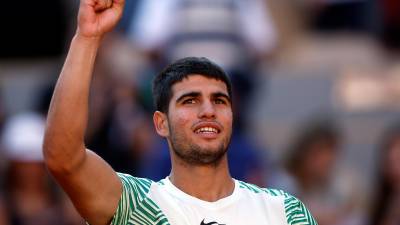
[196,127,218,133]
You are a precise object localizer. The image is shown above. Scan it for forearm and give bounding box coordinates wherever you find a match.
[44,34,101,173]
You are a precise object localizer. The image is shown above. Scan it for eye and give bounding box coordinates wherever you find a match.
[214,98,227,104]
[182,98,197,104]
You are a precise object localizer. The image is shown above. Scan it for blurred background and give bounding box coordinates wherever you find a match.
[0,0,400,224]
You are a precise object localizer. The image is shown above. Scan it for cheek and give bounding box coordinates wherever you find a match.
[170,110,194,130]
[386,147,400,177]
[221,109,233,126]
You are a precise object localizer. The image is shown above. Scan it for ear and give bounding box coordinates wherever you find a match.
[153,111,169,137]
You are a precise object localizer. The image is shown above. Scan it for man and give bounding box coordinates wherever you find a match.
[43,0,317,224]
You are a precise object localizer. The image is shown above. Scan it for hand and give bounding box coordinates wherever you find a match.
[77,0,125,39]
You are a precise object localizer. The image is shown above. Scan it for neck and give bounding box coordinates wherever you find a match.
[169,155,234,202]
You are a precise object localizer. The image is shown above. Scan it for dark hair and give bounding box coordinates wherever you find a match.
[152,57,232,113]
[285,119,340,175]
[369,122,400,225]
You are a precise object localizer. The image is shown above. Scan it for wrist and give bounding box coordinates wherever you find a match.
[69,33,102,58]
[74,31,103,46]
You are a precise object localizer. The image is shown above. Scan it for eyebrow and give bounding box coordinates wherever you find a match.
[175,91,231,103]
[176,91,201,103]
[212,92,231,103]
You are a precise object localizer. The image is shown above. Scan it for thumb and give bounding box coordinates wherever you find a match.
[111,0,125,11]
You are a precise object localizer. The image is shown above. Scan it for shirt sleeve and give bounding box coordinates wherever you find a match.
[284,193,318,225]
[110,173,153,225]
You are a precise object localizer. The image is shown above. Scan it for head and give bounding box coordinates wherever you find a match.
[370,122,400,225]
[286,119,340,187]
[152,57,233,166]
[2,112,50,191]
[379,123,400,188]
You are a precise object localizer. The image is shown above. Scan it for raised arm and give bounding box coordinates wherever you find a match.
[43,1,125,225]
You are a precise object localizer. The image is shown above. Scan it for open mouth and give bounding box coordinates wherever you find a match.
[194,126,220,134]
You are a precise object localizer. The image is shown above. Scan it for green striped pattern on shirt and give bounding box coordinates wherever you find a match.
[238,181,318,225]
[111,173,170,225]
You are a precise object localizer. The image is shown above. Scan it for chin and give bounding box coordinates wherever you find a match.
[199,142,227,154]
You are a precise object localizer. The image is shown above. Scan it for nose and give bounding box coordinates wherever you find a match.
[198,100,216,119]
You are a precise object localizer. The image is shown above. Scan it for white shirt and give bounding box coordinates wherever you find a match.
[110,173,317,225]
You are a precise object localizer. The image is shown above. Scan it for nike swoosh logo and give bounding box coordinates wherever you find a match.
[200,219,226,225]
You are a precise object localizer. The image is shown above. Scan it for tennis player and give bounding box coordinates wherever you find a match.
[43,0,317,224]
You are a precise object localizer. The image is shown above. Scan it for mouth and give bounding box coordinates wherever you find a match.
[194,126,220,134]
[192,122,222,138]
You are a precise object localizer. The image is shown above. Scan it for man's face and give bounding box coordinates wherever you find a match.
[162,75,233,165]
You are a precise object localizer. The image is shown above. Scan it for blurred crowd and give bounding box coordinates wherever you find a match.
[1,0,400,224]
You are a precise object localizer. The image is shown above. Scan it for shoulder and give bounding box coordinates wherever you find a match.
[281,192,317,225]
[237,180,318,225]
[111,173,162,225]
[117,173,154,187]
[116,173,156,201]
[237,180,287,197]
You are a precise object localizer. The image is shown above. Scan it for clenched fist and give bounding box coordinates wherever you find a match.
[77,0,125,38]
